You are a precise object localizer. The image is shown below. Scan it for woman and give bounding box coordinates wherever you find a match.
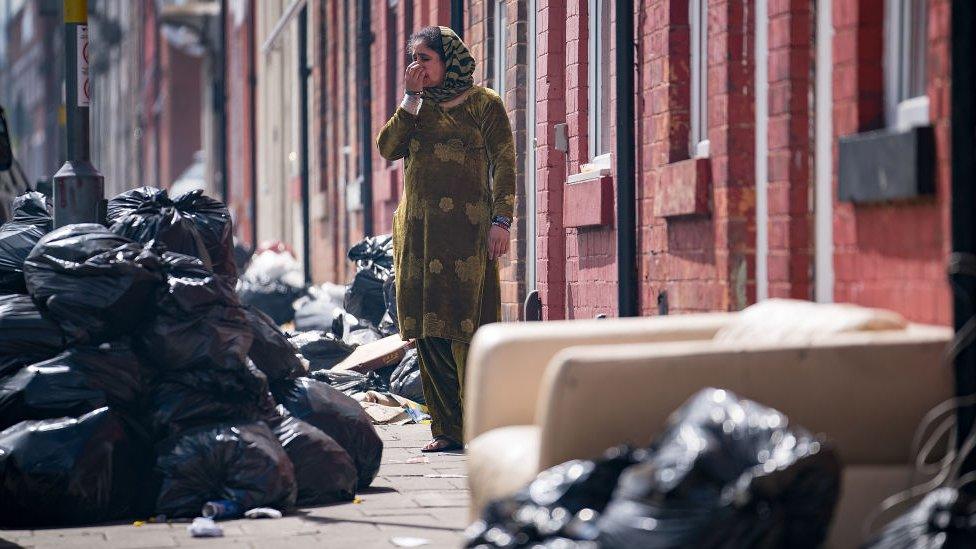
[376,26,515,453]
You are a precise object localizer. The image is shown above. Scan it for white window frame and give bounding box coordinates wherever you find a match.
[690,0,709,158]
[525,0,538,290]
[493,0,508,98]
[885,0,929,131]
[587,0,611,166]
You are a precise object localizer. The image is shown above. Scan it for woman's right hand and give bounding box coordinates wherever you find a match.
[405,61,425,93]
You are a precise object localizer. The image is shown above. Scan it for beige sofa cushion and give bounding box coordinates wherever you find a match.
[467,425,540,517]
[714,299,907,344]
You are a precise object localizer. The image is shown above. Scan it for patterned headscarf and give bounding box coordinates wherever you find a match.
[424,27,475,103]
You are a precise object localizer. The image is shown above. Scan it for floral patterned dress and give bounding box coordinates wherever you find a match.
[376,85,516,343]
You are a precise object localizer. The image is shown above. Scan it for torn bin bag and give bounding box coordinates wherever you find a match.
[23,224,164,343]
[267,407,358,505]
[272,377,382,489]
[154,421,297,518]
[0,294,67,378]
[0,341,146,431]
[0,407,148,527]
[0,192,52,294]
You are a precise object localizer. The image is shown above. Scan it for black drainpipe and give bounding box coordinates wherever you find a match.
[298,5,312,284]
[217,0,229,203]
[248,6,258,248]
[950,0,976,462]
[451,0,464,39]
[615,0,637,316]
[357,0,374,236]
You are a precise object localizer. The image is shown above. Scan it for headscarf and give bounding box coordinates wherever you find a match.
[424,27,475,103]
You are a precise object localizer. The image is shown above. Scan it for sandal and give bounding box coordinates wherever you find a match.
[421,436,463,453]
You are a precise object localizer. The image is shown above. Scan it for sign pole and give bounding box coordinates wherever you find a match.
[53,0,104,227]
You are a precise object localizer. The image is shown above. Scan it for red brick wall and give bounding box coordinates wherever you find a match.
[830,0,953,325]
[535,0,569,319]
[637,0,755,315]
[562,0,618,319]
[766,0,813,299]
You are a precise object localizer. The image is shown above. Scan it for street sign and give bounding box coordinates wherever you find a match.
[77,25,90,108]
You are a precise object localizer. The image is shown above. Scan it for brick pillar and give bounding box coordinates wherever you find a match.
[766,0,813,299]
[536,0,568,319]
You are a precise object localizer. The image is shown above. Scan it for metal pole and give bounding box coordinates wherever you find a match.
[54,0,105,227]
[615,0,637,316]
[951,0,976,464]
[216,0,229,203]
[451,0,463,39]
[357,0,374,236]
[298,6,312,285]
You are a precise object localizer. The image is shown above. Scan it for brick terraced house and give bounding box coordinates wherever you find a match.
[234,0,969,327]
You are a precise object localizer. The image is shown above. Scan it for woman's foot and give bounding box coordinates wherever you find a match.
[421,436,463,453]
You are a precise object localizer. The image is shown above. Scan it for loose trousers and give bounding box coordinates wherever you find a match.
[415,337,469,443]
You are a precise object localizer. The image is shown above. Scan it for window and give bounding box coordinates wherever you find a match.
[493,0,508,98]
[885,0,928,130]
[689,0,708,158]
[587,0,611,162]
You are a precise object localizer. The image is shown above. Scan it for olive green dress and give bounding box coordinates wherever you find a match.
[376,85,515,442]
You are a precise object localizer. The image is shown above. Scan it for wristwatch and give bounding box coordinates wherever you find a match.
[491,215,512,230]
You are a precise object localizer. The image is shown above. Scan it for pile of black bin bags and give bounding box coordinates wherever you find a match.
[0,188,381,527]
[466,388,843,549]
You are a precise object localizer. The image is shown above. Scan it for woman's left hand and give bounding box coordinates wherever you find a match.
[488,225,510,260]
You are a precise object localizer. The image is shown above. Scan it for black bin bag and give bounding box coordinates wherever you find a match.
[272,377,383,490]
[267,406,358,506]
[244,305,304,381]
[149,366,264,440]
[0,407,149,527]
[136,253,251,372]
[289,331,355,372]
[108,186,214,269]
[343,270,387,327]
[0,294,67,378]
[465,446,640,548]
[466,388,842,549]
[343,234,393,327]
[863,487,976,549]
[0,341,146,431]
[23,224,164,343]
[0,192,52,294]
[390,348,424,404]
[154,420,297,518]
[108,187,237,281]
[595,388,841,549]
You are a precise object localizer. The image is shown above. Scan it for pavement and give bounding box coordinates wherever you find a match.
[0,424,473,549]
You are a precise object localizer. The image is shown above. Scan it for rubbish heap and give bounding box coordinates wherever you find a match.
[0,188,382,527]
[280,233,427,425]
[465,388,842,548]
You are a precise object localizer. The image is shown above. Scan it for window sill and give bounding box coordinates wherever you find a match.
[563,173,614,228]
[838,125,935,203]
[654,157,711,218]
[894,96,930,132]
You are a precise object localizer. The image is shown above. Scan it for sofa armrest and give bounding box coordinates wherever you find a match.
[535,331,952,469]
[464,313,731,442]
